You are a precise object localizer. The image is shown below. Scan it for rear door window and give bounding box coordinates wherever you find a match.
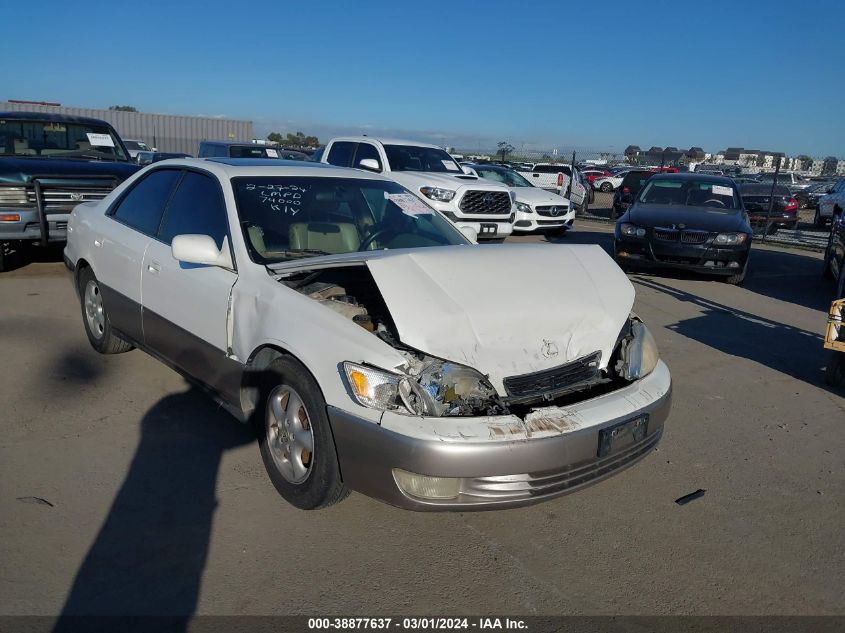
[326,142,355,167]
[110,169,181,235]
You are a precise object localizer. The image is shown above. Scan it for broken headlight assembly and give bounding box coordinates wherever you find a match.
[617,318,659,381]
[343,359,502,417]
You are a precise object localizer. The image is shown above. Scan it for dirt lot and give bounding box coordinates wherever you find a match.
[1,227,844,617]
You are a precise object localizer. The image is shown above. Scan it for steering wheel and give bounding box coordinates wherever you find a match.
[358,228,397,251]
[702,199,726,208]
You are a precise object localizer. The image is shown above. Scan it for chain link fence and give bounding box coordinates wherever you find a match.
[455,147,835,251]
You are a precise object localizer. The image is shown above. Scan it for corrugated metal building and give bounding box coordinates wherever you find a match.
[0,101,253,155]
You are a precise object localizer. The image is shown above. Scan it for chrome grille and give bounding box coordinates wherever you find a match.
[503,351,602,403]
[26,187,113,210]
[458,190,511,215]
[653,227,680,241]
[535,205,569,217]
[680,230,709,244]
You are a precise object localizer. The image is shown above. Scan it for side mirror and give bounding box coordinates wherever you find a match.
[827,187,835,194]
[459,226,478,243]
[172,234,233,269]
[462,166,475,176]
[358,158,381,172]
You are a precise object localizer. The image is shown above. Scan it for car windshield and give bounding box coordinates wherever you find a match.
[639,178,739,209]
[124,140,149,151]
[383,144,461,173]
[474,167,533,187]
[0,118,129,161]
[232,176,469,264]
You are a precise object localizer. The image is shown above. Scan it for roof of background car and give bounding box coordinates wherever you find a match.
[154,157,392,181]
[649,172,736,186]
[328,136,443,149]
[0,111,113,126]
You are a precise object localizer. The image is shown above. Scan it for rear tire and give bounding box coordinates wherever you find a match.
[0,242,6,273]
[255,356,349,510]
[600,182,613,193]
[77,267,134,354]
[823,240,835,279]
[814,209,824,228]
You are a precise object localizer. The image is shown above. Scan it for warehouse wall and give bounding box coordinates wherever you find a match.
[0,102,253,155]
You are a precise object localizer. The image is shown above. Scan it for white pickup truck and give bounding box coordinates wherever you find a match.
[517,163,590,214]
[320,137,515,240]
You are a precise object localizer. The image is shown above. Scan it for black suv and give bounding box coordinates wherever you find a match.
[611,170,654,219]
[823,209,845,300]
[0,112,139,271]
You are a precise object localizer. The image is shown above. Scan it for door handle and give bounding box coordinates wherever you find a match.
[147,261,161,275]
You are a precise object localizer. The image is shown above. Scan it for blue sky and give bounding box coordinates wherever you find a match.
[4,0,844,156]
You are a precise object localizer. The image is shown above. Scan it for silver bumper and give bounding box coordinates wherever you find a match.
[328,361,672,511]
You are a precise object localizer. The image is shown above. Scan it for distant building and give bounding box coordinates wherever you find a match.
[0,100,253,155]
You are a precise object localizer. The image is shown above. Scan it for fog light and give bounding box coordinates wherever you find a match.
[728,261,739,268]
[393,469,460,500]
[0,213,21,222]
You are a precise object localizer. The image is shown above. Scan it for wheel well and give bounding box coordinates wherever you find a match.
[74,259,91,294]
[241,344,325,419]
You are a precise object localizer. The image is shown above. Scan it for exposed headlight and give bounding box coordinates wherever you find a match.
[344,359,503,417]
[414,360,501,416]
[0,187,29,205]
[620,222,646,237]
[713,232,748,245]
[619,319,659,380]
[420,186,455,202]
[515,202,532,213]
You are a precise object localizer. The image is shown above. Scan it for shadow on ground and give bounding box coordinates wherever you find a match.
[53,387,254,631]
[632,277,839,392]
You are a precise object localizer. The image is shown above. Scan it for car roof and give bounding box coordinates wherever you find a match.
[329,136,443,149]
[154,157,392,181]
[0,110,113,126]
[200,140,266,147]
[649,172,735,185]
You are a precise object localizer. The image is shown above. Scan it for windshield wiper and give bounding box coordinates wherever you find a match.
[277,249,333,259]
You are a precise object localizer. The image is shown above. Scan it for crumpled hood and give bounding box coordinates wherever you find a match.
[512,187,570,207]
[365,244,634,393]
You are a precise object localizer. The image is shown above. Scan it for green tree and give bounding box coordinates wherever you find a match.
[108,105,137,112]
[497,141,514,163]
[266,132,283,144]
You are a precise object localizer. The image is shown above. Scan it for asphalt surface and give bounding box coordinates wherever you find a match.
[1,227,844,617]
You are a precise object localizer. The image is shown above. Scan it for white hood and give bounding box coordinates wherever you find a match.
[512,187,570,207]
[366,244,634,393]
[389,171,508,192]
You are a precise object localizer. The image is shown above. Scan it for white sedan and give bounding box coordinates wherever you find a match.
[466,164,575,233]
[64,158,671,511]
[592,172,630,193]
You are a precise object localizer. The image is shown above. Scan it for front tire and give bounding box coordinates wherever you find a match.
[725,259,748,285]
[256,356,349,510]
[78,267,133,354]
[825,351,845,388]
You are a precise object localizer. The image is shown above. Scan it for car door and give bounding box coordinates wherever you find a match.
[95,169,181,343]
[141,169,241,404]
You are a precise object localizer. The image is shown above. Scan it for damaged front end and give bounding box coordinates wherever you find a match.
[281,262,660,421]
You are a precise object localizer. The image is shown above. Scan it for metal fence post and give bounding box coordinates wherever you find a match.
[761,161,781,243]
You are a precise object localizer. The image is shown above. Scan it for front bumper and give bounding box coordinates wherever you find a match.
[512,208,575,232]
[748,213,798,228]
[0,208,69,243]
[329,360,671,511]
[615,235,749,275]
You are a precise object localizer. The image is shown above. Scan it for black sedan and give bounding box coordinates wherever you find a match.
[740,183,798,234]
[613,173,752,285]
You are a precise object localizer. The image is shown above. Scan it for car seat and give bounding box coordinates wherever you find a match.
[288,222,361,253]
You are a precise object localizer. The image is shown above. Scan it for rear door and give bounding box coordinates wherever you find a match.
[141,169,241,404]
[96,169,181,343]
